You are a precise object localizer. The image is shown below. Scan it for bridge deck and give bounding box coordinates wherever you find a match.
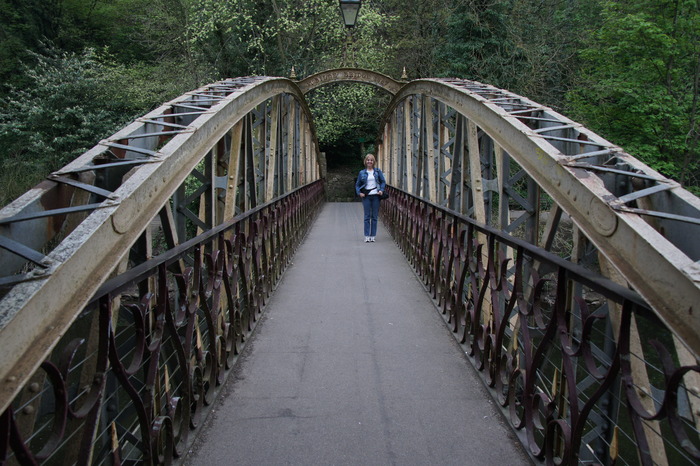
[184,202,530,465]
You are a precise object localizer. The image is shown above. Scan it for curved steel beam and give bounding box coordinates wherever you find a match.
[0,77,321,411]
[297,68,404,95]
[378,78,700,355]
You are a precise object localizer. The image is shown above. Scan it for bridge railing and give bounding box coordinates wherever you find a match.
[376,78,700,358]
[381,185,700,465]
[0,77,322,421]
[0,180,324,465]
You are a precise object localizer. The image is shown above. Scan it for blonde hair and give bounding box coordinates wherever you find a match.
[364,153,376,165]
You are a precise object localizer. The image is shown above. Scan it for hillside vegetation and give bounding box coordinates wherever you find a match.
[1,0,698,206]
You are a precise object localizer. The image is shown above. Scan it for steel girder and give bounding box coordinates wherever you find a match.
[377,78,700,356]
[0,78,322,411]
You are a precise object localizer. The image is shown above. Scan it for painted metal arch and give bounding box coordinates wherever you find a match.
[297,68,404,95]
[377,78,700,355]
[0,77,322,410]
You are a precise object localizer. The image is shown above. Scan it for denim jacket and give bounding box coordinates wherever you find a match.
[355,168,386,196]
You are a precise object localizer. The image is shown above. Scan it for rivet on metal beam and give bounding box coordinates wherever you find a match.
[590,198,618,237]
[685,262,700,284]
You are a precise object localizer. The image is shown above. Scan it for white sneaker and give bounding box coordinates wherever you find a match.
[365,237,370,242]
[370,237,375,242]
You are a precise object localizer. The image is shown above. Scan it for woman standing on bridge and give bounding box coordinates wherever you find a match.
[356,153,386,243]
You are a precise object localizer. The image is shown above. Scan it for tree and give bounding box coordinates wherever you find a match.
[568,0,700,190]
[307,83,390,157]
[297,2,395,158]
[184,0,394,78]
[0,46,188,206]
[374,0,456,79]
[0,0,61,91]
[183,0,396,155]
[507,0,599,107]
[435,0,522,87]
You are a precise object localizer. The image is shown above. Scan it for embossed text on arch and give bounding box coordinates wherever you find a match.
[297,68,404,95]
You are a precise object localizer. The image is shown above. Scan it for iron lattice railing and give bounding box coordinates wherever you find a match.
[0,180,324,465]
[381,185,700,465]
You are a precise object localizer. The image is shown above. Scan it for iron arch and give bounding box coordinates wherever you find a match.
[0,77,322,408]
[377,77,700,354]
[297,68,404,95]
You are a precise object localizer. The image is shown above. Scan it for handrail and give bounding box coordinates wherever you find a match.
[0,180,324,464]
[0,77,322,414]
[381,185,700,464]
[376,78,700,356]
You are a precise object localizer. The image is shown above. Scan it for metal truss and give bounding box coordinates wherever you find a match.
[381,190,700,464]
[0,78,322,413]
[2,69,700,465]
[378,78,700,465]
[378,78,700,355]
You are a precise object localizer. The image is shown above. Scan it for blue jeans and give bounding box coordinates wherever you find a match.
[361,195,380,236]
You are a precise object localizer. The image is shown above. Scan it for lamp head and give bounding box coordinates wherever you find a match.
[339,0,361,28]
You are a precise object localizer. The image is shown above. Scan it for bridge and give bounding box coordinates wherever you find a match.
[0,68,699,465]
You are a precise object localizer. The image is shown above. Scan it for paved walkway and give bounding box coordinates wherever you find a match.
[184,203,531,466]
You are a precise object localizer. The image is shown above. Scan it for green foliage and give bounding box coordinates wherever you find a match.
[1,0,698,205]
[506,0,598,106]
[0,46,189,206]
[433,0,594,107]
[117,0,196,65]
[436,0,520,87]
[375,0,459,79]
[0,0,60,90]
[308,83,389,145]
[184,0,394,78]
[300,2,395,156]
[346,3,395,73]
[0,48,125,165]
[567,0,700,188]
[181,0,396,157]
[185,0,344,77]
[302,2,395,159]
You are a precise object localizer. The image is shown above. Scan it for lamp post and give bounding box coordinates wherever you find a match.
[339,0,361,28]
[339,0,361,67]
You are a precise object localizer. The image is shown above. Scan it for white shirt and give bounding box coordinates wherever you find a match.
[366,169,378,195]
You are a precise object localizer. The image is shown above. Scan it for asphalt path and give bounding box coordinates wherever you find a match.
[184,202,531,466]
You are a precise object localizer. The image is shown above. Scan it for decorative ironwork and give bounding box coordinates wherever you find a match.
[0,181,324,465]
[0,78,322,417]
[377,79,700,357]
[381,186,700,465]
[2,69,700,466]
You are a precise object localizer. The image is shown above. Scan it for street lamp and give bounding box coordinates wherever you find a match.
[339,0,361,28]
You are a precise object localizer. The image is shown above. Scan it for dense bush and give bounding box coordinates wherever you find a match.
[0,46,194,206]
[567,0,700,191]
[1,0,697,205]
